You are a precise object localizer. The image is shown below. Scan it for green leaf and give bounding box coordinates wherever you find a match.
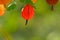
[7,1,16,11]
[25,0,31,4]
[19,0,25,3]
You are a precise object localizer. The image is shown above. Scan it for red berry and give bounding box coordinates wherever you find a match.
[46,0,58,5]
[31,0,37,3]
[46,0,58,11]
[0,0,11,5]
[21,4,34,25]
[0,4,5,16]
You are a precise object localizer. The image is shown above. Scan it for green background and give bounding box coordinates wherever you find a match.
[0,0,60,40]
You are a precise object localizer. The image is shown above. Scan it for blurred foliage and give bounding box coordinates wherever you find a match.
[0,0,60,40]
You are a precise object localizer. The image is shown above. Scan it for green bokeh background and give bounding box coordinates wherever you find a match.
[0,0,60,40]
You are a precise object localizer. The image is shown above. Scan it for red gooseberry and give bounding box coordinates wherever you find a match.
[0,0,11,5]
[0,4,5,16]
[46,0,58,11]
[21,4,34,25]
[31,0,37,3]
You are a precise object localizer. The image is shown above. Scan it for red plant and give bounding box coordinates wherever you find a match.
[46,0,58,11]
[0,0,11,5]
[31,0,37,3]
[0,4,5,16]
[21,4,34,25]
[0,0,11,16]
